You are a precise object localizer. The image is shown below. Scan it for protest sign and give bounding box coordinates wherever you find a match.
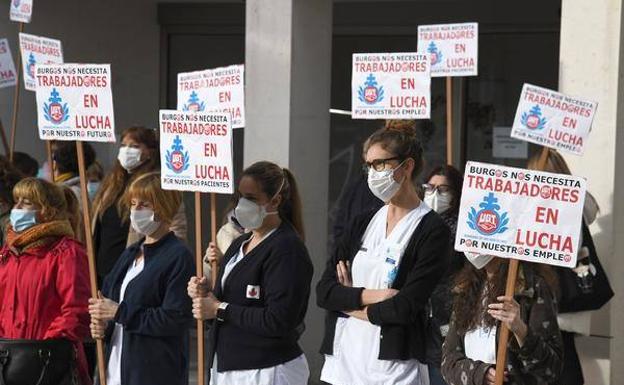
[455,161,586,268]
[351,52,430,119]
[0,39,17,89]
[417,22,478,77]
[511,83,597,155]
[160,110,233,194]
[9,0,33,23]
[35,63,115,142]
[177,64,245,128]
[19,32,63,91]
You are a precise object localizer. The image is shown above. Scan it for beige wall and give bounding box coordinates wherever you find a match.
[559,0,624,383]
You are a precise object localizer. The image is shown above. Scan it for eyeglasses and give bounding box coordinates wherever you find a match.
[422,183,452,194]
[363,157,403,172]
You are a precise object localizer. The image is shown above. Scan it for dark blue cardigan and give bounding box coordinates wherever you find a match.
[101,232,194,385]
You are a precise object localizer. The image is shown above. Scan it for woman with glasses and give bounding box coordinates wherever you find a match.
[422,165,465,385]
[317,124,451,385]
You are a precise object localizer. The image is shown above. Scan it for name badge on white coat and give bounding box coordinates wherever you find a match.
[246,285,261,299]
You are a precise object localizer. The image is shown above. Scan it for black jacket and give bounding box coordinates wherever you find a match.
[102,232,194,385]
[317,207,451,362]
[210,222,313,372]
[426,209,465,366]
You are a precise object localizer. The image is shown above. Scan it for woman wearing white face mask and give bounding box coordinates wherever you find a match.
[188,161,314,385]
[422,165,465,385]
[0,178,92,385]
[317,125,451,385]
[89,172,194,385]
[91,126,187,285]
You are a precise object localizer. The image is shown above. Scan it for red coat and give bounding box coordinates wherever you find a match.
[0,236,92,385]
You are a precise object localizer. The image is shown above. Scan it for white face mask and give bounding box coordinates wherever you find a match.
[465,252,494,270]
[367,161,405,203]
[424,190,453,214]
[130,208,161,236]
[118,146,143,172]
[234,197,278,230]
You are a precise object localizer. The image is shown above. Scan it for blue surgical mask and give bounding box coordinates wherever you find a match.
[87,181,101,201]
[10,209,38,232]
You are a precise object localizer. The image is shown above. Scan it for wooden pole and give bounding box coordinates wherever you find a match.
[446,76,453,165]
[76,141,107,385]
[494,145,550,385]
[9,22,24,162]
[0,119,10,156]
[494,258,520,385]
[210,193,218,289]
[46,140,54,182]
[194,192,205,385]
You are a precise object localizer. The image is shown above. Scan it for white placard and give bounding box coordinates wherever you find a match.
[160,110,234,194]
[10,0,33,23]
[177,64,245,129]
[0,39,17,89]
[455,161,586,268]
[35,64,115,143]
[417,22,478,77]
[511,83,597,155]
[351,52,430,119]
[19,33,63,91]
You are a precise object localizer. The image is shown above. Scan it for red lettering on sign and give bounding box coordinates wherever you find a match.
[400,78,415,89]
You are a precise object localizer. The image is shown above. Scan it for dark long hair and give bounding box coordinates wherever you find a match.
[241,161,305,240]
[92,126,159,220]
[452,259,558,335]
[425,165,464,212]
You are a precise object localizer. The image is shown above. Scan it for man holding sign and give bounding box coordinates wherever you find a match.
[441,162,575,384]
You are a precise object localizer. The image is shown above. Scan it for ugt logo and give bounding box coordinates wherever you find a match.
[12,0,20,8]
[467,192,509,236]
[27,53,36,79]
[43,88,70,125]
[183,91,205,112]
[165,135,190,174]
[358,73,384,105]
[427,41,443,65]
[521,105,547,130]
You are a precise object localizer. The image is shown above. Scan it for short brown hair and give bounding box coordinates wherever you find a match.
[13,178,74,223]
[127,172,181,223]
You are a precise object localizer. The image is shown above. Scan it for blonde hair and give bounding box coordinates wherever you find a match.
[12,178,77,226]
[127,172,181,223]
[527,149,572,174]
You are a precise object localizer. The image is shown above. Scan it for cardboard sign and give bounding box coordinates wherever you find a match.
[492,126,528,159]
[19,33,63,91]
[9,0,33,23]
[417,22,478,77]
[177,64,245,128]
[455,161,586,268]
[160,110,233,194]
[0,39,17,89]
[35,64,115,142]
[351,52,430,119]
[511,84,597,155]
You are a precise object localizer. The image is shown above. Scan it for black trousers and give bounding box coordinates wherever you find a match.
[557,331,584,385]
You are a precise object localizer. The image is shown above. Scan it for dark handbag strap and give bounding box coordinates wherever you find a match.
[35,349,52,385]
